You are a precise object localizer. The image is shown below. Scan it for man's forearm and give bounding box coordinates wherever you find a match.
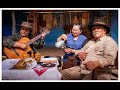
[13,42,21,48]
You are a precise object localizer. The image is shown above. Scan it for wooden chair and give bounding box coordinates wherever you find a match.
[114,52,118,70]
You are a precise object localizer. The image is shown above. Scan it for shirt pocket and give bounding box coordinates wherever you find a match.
[94,47,104,55]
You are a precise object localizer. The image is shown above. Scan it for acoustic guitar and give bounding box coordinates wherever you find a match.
[4,29,50,59]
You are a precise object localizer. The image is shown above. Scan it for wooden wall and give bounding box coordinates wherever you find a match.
[2,10,118,47]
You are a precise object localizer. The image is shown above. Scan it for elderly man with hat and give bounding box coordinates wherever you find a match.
[60,19,118,80]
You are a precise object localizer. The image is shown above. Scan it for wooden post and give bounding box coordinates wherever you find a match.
[12,10,16,34]
[70,13,71,25]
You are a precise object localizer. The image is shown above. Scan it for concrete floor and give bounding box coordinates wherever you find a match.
[38,47,65,57]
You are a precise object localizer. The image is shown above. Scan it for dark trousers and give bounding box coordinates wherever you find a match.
[62,56,80,69]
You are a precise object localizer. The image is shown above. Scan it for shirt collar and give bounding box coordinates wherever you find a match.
[94,35,107,42]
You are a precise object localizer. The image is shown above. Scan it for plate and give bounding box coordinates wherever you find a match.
[37,62,56,67]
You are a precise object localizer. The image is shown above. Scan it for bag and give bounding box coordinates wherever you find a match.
[14,58,37,69]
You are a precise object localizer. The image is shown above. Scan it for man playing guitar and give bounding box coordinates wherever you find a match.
[3,21,49,59]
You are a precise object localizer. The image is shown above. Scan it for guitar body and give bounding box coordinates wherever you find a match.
[4,37,32,59]
[4,29,50,59]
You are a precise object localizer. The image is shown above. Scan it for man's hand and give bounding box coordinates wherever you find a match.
[84,61,100,71]
[77,52,87,61]
[19,43,28,49]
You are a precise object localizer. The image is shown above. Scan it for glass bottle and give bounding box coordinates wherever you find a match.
[31,51,34,59]
[35,51,41,62]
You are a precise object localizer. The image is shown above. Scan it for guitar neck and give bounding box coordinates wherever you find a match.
[26,34,43,45]
[26,29,49,46]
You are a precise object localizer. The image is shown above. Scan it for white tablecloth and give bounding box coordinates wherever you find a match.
[2,58,62,80]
